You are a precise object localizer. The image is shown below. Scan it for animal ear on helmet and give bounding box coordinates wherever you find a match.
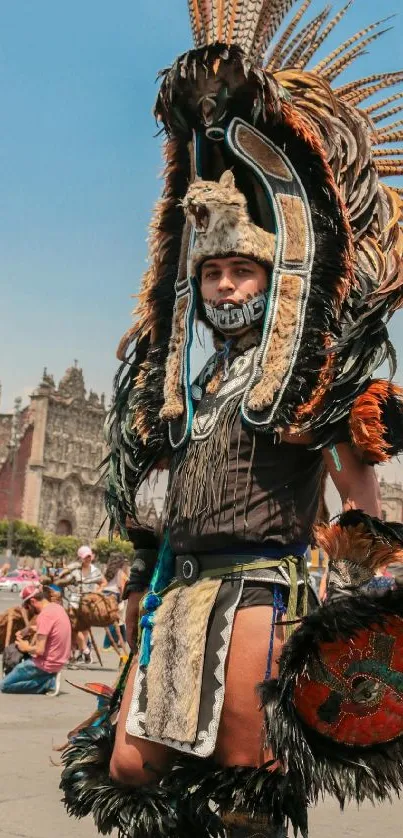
[219,170,235,188]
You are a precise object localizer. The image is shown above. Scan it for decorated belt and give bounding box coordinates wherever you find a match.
[175,552,304,584]
[175,553,308,636]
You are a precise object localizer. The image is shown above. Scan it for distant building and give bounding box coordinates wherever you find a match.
[136,497,162,531]
[0,365,108,540]
[136,479,165,532]
[379,477,403,522]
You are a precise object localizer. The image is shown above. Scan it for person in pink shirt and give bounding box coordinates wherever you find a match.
[0,585,71,695]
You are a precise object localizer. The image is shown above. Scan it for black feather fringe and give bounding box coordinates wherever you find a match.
[155,44,284,137]
[60,723,178,838]
[380,389,403,458]
[60,721,309,837]
[104,134,190,532]
[259,586,403,810]
[338,508,403,543]
[163,758,308,838]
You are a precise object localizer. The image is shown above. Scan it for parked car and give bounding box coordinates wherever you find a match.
[0,569,39,593]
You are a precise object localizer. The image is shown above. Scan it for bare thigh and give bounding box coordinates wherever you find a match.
[110,658,175,785]
[110,606,285,783]
[214,605,284,767]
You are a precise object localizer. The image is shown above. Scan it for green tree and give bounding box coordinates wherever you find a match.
[0,519,134,564]
[0,520,46,557]
[94,536,134,565]
[47,534,81,559]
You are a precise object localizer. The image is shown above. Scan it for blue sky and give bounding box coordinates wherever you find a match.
[1,0,402,413]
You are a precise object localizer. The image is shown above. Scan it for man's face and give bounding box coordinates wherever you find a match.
[25,597,40,616]
[200,256,268,309]
[81,553,93,568]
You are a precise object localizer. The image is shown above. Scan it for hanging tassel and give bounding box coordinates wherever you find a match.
[139,596,162,666]
[137,534,175,667]
[139,614,154,667]
[265,585,286,680]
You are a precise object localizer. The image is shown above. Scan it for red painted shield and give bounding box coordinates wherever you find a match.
[294,616,403,746]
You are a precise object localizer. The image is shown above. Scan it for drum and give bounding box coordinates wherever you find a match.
[69,592,119,631]
[0,607,26,652]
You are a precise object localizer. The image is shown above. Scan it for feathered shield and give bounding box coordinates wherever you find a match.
[260,511,403,809]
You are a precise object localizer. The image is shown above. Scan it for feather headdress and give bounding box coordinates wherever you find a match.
[106,0,403,530]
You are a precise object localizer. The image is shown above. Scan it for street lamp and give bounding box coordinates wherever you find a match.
[6,397,22,558]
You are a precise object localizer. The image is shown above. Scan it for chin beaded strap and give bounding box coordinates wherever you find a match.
[203,291,268,336]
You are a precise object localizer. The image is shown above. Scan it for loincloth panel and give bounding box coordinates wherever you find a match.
[126,578,244,756]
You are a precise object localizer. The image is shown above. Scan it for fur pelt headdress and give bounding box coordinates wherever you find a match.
[105,1,403,529]
[183,170,276,274]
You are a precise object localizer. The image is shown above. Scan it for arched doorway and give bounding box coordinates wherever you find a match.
[56,519,73,536]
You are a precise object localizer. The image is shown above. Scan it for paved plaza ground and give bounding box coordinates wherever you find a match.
[0,592,402,837]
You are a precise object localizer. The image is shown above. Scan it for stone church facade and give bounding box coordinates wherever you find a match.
[379,477,403,522]
[0,366,108,540]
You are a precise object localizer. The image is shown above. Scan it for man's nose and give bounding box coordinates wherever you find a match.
[217,271,235,291]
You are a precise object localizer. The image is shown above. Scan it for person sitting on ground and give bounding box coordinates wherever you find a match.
[0,585,71,695]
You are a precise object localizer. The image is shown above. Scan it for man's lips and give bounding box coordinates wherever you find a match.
[216,297,239,305]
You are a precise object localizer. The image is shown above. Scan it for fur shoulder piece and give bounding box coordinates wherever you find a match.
[349,380,403,463]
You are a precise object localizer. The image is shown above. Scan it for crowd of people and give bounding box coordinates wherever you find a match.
[1,537,396,701]
[0,546,130,694]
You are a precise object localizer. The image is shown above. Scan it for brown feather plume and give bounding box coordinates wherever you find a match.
[323,27,392,83]
[237,0,266,57]
[266,0,313,71]
[339,72,403,103]
[272,7,326,69]
[283,8,331,70]
[314,17,393,75]
[223,0,239,45]
[301,1,352,72]
[349,380,403,463]
[188,0,204,46]
[374,147,403,157]
[366,90,403,114]
[372,104,403,125]
[198,0,213,43]
[315,518,403,571]
[252,0,296,64]
[295,8,346,71]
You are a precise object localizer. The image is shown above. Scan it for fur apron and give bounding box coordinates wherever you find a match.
[126,578,244,756]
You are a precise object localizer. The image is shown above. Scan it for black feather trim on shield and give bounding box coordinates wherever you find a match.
[258,586,403,810]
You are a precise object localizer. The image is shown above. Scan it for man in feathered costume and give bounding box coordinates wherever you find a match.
[61,2,403,836]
